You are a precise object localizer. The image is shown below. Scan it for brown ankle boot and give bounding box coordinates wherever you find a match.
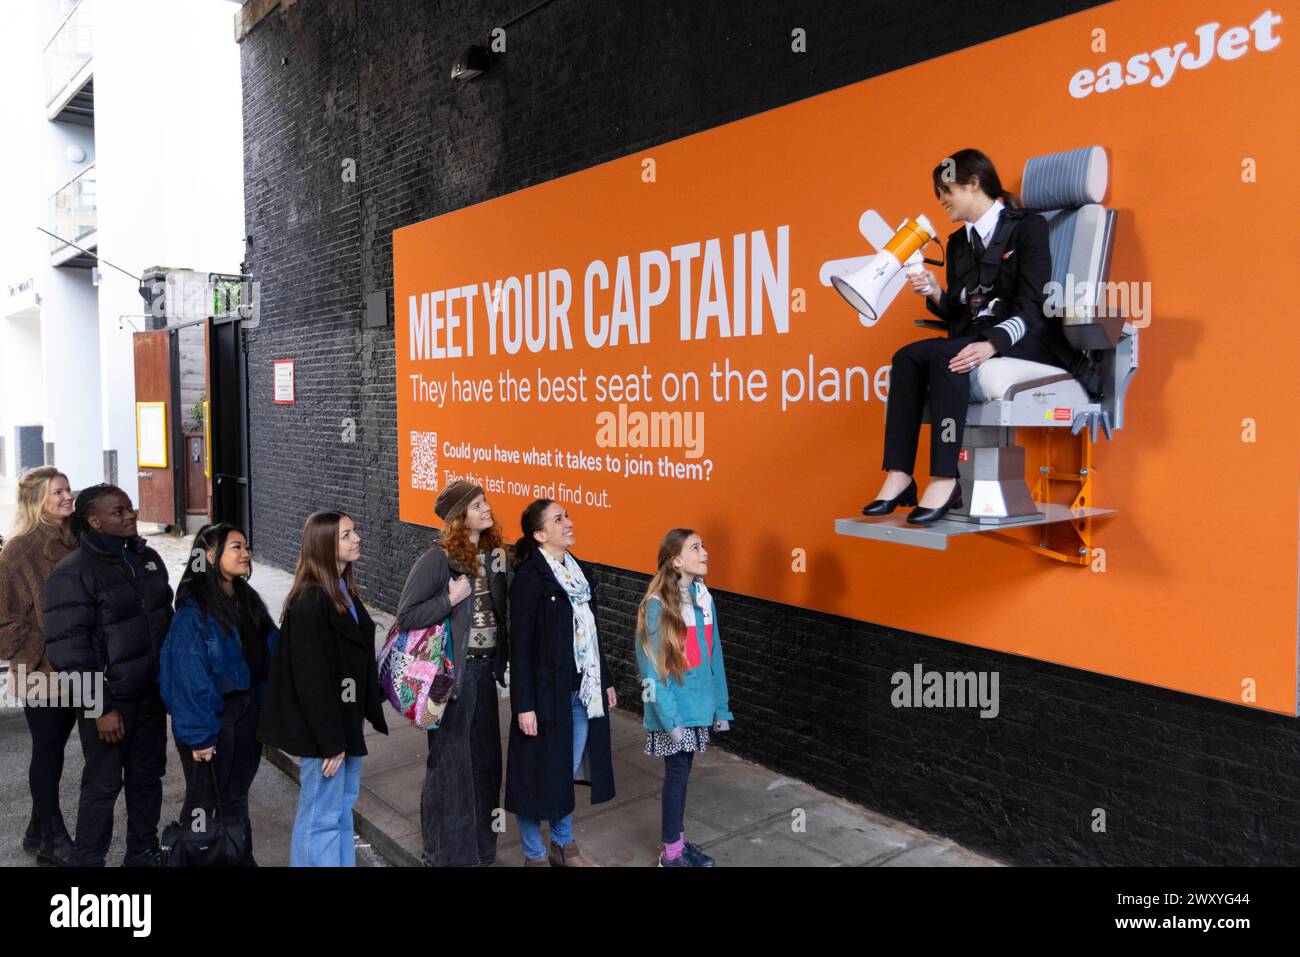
[524,855,550,867]
[549,840,596,867]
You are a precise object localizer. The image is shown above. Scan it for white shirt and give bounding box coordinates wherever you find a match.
[966,198,1004,250]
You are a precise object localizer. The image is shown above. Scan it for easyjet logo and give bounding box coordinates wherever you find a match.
[1068,9,1282,99]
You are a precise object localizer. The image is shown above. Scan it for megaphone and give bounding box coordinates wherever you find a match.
[831,215,940,324]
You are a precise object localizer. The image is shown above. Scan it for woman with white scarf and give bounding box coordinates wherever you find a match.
[503,499,617,867]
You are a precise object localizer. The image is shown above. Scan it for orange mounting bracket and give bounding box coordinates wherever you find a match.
[987,427,1100,565]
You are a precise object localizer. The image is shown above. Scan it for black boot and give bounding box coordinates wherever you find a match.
[37,833,77,867]
[22,814,41,855]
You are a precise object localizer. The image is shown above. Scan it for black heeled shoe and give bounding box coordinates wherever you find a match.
[907,482,963,526]
[862,479,918,516]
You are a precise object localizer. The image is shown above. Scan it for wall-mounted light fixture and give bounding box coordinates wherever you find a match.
[450,0,556,81]
[450,44,489,81]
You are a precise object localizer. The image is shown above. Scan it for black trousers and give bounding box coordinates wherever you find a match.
[73,688,167,866]
[23,700,78,841]
[883,336,976,479]
[420,656,502,866]
[173,689,262,865]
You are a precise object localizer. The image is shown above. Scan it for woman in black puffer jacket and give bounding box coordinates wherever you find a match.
[44,484,173,867]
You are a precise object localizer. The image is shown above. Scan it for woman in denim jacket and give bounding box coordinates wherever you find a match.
[160,523,277,865]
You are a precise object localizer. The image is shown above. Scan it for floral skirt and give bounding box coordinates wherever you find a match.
[644,725,710,757]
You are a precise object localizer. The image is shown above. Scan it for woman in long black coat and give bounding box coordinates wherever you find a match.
[504,499,615,867]
[257,510,388,867]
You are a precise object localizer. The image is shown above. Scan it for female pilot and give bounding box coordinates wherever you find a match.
[862,148,1074,525]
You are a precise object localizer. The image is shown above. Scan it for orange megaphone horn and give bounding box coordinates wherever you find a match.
[831,215,939,325]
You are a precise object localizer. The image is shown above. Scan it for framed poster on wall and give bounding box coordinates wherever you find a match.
[136,402,168,469]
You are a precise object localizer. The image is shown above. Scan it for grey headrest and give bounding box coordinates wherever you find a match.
[1021,146,1108,210]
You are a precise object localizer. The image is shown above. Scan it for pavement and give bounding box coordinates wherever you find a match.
[0,508,1001,867]
[0,704,392,867]
[0,511,383,868]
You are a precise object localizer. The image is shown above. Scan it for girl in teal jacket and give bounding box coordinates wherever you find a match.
[635,528,732,867]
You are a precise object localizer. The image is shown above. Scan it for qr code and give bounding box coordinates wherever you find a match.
[410,431,439,491]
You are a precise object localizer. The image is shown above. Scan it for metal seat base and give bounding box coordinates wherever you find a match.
[834,504,1117,551]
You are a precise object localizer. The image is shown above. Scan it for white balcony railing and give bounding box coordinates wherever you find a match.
[43,0,93,109]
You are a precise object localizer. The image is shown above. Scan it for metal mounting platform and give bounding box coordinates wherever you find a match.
[835,504,1117,551]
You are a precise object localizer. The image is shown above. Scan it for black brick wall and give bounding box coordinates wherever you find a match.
[240,0,1300,866]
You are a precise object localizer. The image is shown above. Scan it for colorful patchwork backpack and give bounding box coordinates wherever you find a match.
[377,618,455,731]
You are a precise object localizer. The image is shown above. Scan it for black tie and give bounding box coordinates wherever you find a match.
[971,228,985,261]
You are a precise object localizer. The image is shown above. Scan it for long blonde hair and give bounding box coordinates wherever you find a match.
[11,467,69,541]
[635,528,698,683]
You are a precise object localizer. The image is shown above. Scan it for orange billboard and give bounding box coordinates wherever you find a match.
[395,0,1300,712]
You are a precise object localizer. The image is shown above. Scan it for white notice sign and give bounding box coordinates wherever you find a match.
[273,359,295,404]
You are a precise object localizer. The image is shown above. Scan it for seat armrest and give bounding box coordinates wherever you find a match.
[914,320,947,331]
[1004,373,1078,400]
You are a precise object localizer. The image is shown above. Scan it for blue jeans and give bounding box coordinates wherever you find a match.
[291,754,362,867]
[517,690,589,860]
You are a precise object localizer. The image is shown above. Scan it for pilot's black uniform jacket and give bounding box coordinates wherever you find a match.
[924,206,1074,370]
[883,206,1084,479]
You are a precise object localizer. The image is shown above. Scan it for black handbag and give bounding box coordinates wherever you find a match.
[163,759,249,867]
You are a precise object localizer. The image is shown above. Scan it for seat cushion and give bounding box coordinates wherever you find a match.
[972,357,1073,401]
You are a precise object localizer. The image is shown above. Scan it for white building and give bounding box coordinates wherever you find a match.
[0,0,244,512]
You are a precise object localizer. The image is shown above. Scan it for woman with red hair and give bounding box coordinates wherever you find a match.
[397,480,511,867]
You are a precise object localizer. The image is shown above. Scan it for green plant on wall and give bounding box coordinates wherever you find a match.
[213,278,241,317]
